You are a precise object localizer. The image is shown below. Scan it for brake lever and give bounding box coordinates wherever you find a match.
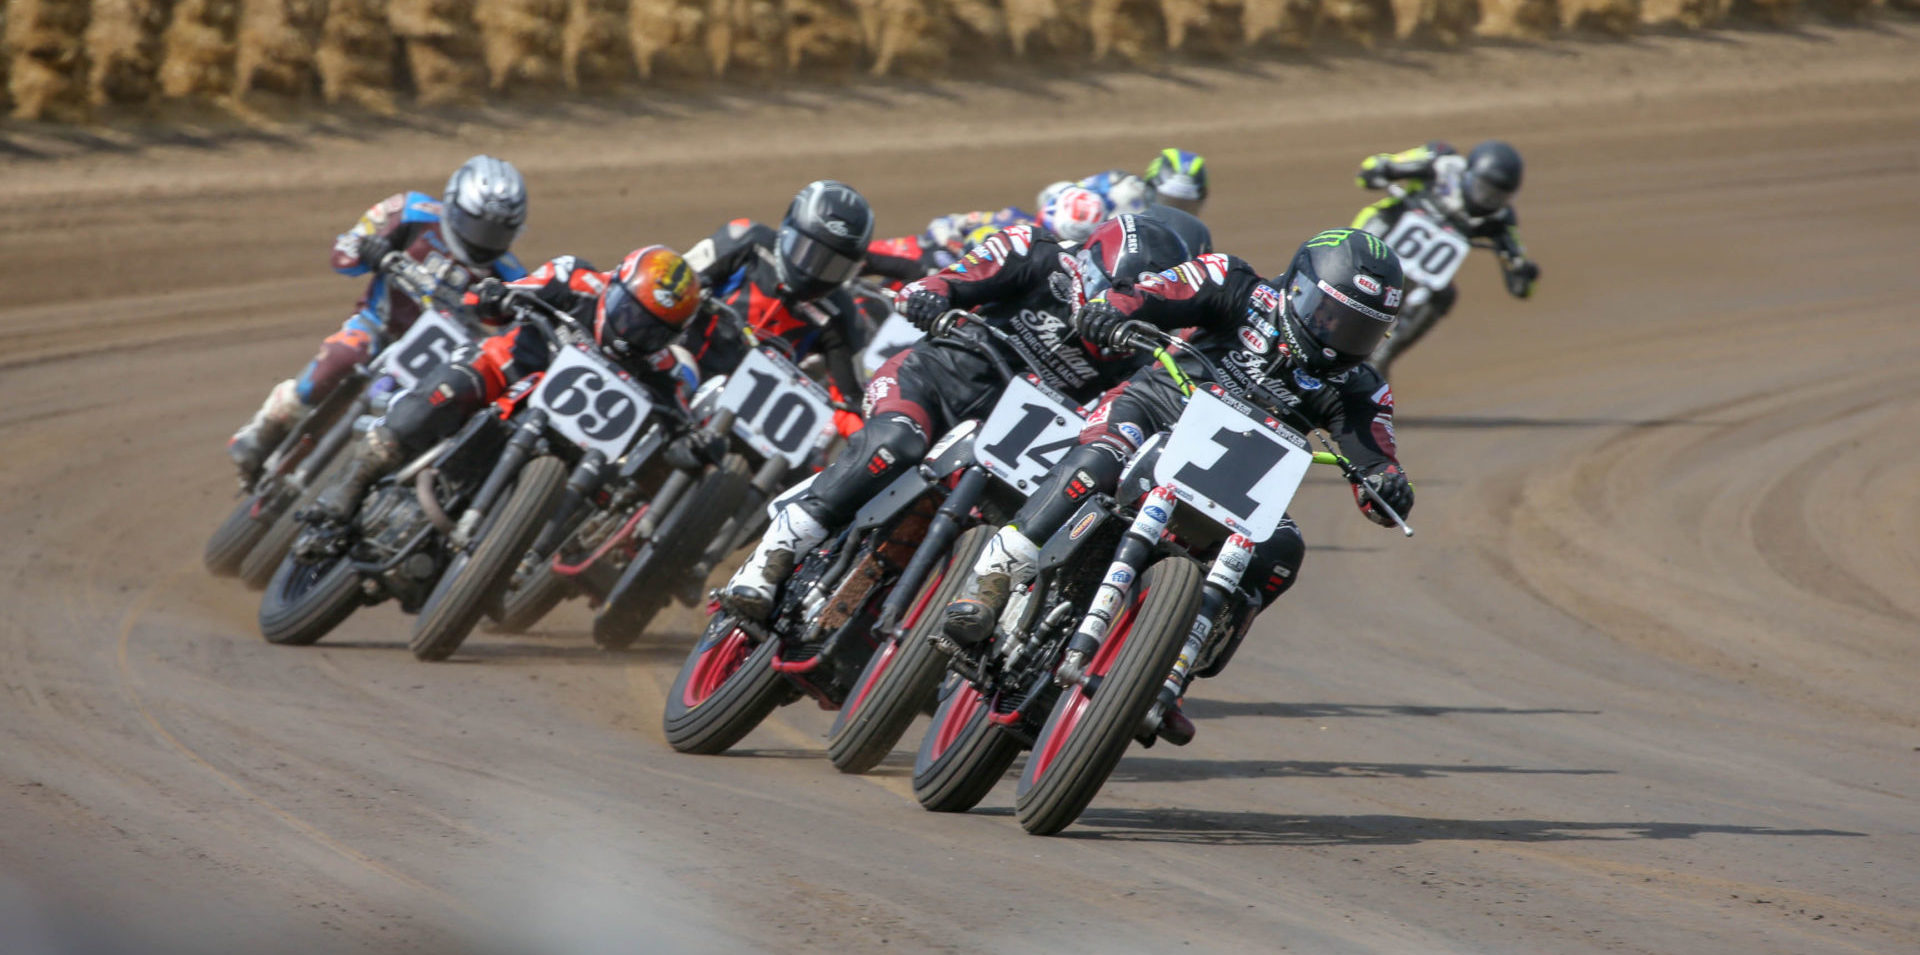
[1311,434,1414,538]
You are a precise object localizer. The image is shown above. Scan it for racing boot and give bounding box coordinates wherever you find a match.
[227,379,305,481]
[941,526,1039,648]
[313,427,404,523]
[722,503,830,622]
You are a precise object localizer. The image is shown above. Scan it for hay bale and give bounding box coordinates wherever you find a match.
[1387,0,1477,42]
[235,0,326,98]
[785,0,863,75]
[160,0,240,98]
[629,0,707,78]
[391,0,484,103]
[1476,0,1558,38]
[1808,0,1872,15]
[1,5,10,115]
[1001,0,1090,57]
[862,0,951,75]
[705,0,784,78]
[86,0,169,106]
[1561,0,1636,30]
[1318,0,1390,44]
[1243,0,1318,46]
[319,0,397,108]
[942,0,1005,39]
[1089,0,1164,61]
[8,0,92,120]
[1730,0,1796,20]
[1159,0,1253,52]
[562,0,630,88]
[1638,0,1726,25]
[476,0,567,91]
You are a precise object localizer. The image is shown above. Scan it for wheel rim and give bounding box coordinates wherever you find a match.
[683,628,753,709]
[927,683,985,763]
[1025,584,1149,786]
[282,556,344,603]
[842,640,898,719]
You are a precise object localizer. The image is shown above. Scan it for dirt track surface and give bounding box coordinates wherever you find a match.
[3,24,1918,954]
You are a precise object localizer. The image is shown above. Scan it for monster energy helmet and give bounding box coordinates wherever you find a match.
[1145,148,1208,213]
[1273,229,1405,376]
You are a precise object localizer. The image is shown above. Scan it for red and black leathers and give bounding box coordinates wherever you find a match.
[382,256,692,454]
[784,222,1133,530]
[1005,252,1409,605]
[683,218,864,418]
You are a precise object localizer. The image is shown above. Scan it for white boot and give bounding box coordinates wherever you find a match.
[724,504,830,621]
[942,526,1039,646]
[228,379,306,479]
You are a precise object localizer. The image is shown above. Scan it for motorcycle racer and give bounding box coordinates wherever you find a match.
[227,156,531,479]
[313,247,711,521]
[1354,140,1539,371]
[864,207,1033,283]
[942,229,1416,742]
[721,214,1194,622]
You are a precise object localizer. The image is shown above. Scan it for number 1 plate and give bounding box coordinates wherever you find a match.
[975,375,1085,497]
[1153,388,1313,542]
[527,344,656,459]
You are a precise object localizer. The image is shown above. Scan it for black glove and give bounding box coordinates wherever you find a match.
[1356,463,1414,528]
[1504,259,1539,299]
[358,232,396,270]
[900,287,949,333]
[1075,300,1135,352]
[1358,166,1389,189]
[467,277,512,322]
[663,429,727,472]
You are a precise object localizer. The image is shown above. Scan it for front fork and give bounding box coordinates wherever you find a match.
[1140,532,1254,736]
[1055,486,1178,688]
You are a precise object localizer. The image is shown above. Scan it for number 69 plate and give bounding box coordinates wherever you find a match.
[528,344,656,459]
[1153,388,1313,542]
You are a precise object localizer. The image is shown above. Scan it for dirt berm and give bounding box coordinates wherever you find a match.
[1,21,1916,955]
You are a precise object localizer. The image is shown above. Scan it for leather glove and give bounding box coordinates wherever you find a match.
[358,232,396,270]
[1357,166,1390,189]
[1505,259,1539,299]
[1074,299,1134,352]
[664,429,727,472]
[900,287,950,333]
[1355,463,1414,528]
[466,277,512,323]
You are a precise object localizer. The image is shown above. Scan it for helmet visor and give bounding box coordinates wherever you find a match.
[444,204,517,264]
[779,228,861,288]
[1288,279,1394,358]
[599,281,675,360]
[1462,174,1513,215]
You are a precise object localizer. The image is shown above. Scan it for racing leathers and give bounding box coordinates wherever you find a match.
[864,207,1033,283]
[1353,142,1538,372]
[228,191,528,477]
[314,255,701,519]
[944,253,1413,700]
[724,222,1137,620]
[683,218,865,436]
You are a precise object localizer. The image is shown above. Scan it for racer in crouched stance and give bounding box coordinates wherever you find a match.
[943,229,1417,743]
[312,248,712,521]
[722,214,1195,622]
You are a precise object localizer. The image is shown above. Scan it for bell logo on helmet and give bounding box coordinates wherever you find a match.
[1354,274,1382,296]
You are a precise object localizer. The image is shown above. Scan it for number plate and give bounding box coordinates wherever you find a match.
[372,309,473,390]
[861,313,925,376]
[975,375,1085,497]
[718,348,837,468]
[1153,388,1313,542]
[527,344,656,458]
[1382,209,1472,290]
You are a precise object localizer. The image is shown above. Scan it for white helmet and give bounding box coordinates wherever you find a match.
[442,155,528,267]
[1040,185,1107,244]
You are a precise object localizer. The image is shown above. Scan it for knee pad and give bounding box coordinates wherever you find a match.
[383,364,487,453]
[800,412,929,527]
[1249,517,1305,604]
[1009,442,1126,545]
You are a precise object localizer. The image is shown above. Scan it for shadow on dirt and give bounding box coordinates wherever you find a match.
[1049,809,1868,846]
[1109,759,1612,784]
[1183,700,1601,720]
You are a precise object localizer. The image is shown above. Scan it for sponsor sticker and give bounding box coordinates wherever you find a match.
[1293,367,1324,391]
[1116,422,1146,447]
[1068,512,1099,540]
[1384,287,1402,308]
[1249,283,1282,312]
[1143,503,1170,523]
[1238,326,1270,354]
[1354,274,1382,296]
[1110,568,1134,586]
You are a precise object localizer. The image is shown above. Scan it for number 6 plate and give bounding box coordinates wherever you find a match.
[372,309,473,391]
[1153,388,1313,542]
[975,375,1085,497]
[718,348,837,468]
[528,344,656,459]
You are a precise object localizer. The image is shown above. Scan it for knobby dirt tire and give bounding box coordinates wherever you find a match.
[592,454,753,650]
[912,678,1022,813]
[662,617,796,754]
[826,524,994,775]
[409,456,568,662]
[205,494,271,577]
[258,552,363,646]
[1013,557,1204,836]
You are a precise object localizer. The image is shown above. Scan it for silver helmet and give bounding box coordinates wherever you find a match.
[442,155,527,267]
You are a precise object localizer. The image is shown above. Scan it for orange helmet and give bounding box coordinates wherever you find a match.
[595,245,701,361]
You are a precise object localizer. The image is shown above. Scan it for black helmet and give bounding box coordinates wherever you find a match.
[1274,229,1405,376]
[1461,140,1523,216]
[1144,148,1208,213]
[1073,214,1191,308]
[442,155,527,267]
[1137,202,1213,255]
[777,180,874,300]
